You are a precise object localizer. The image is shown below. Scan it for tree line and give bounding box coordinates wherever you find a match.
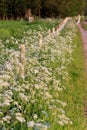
[0,0,86,20]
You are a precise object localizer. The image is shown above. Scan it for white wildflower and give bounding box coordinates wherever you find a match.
[2,115,11,124]
[57,121,64,126]
[3,100,11,106]
[70,121,73,125]
[27,121,35,128]
[19,93,29,102]
[5,62,13,71]
[16,116,26,123]
[15,113,26,123]
[6,39,9,43]
[0,79,9,87]
[33,114,38,119]
[0,74,10,80]
[34,84,40,89]
[13,101,18,106]
[45,92,52,99]
[0,120,3,124]
[35,123,42,127]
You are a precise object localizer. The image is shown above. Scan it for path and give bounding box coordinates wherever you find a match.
[77,23,87,72]
[77,22,87,126]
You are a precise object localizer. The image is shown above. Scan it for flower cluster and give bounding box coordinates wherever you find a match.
[0,19,76,130]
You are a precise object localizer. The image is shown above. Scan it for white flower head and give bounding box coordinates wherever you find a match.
[33,114,38,119]
[27,121,35,128]
[15,113,26,123]
[16,116,26,123]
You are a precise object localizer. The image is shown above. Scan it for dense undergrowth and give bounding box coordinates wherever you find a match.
[0,18,87,130]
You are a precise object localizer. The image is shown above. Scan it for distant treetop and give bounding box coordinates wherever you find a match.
[0,0,86,20]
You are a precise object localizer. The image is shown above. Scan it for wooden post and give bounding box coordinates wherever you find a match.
[13,54,19,75]
[48,29,51,38]
[20,44,25,79]
[20,44,25,63]
[52,27,55,37]
[77,14,81,24]
[56,28,59,35]
[20,63,25,79]
[39,34,43,48]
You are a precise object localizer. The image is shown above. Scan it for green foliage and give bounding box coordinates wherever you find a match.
[0,0,86,19]
[81,23,87,30]
[57,0,86,17]
[58,24,87,130]
[0,19,59,39]
[0,19,87,130]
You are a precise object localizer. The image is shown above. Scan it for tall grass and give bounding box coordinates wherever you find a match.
[0,19,87,130]
[0,19,60,40]
[58,24,87,130]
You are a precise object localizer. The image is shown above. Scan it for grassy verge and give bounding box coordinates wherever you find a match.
[0,19,60,40]
[57,25,87,130]
[80,16,87,30]
[81,22,87,30]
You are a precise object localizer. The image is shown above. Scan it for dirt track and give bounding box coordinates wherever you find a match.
[77,23,87,73]
[77,22,87,126]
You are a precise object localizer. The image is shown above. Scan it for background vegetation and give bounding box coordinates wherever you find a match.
[0,0,86,20]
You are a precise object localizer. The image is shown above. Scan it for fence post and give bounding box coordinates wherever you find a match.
[48,29,51,38]
[13,54,19,75]
[56,28,59,35]
[52,27,55,37]
[20,44,25,79]
[39,34,43,48]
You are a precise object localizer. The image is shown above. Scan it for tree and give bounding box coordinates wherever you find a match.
[57,0,86,17]
[26,0,42,17]
[14,0,26,19]
[41,0,59,17]
[84,0,87,15]
[7,0,15,19]
[0,0,86,19]
[0,0,8,19]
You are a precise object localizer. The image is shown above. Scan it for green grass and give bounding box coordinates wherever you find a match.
[80,16,87,30]
[0,19,60,64]
[56,26,87,130]
[0,19,59,40]
[81,22,87,30]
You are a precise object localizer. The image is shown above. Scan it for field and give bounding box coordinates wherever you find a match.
[0,18,87,130]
